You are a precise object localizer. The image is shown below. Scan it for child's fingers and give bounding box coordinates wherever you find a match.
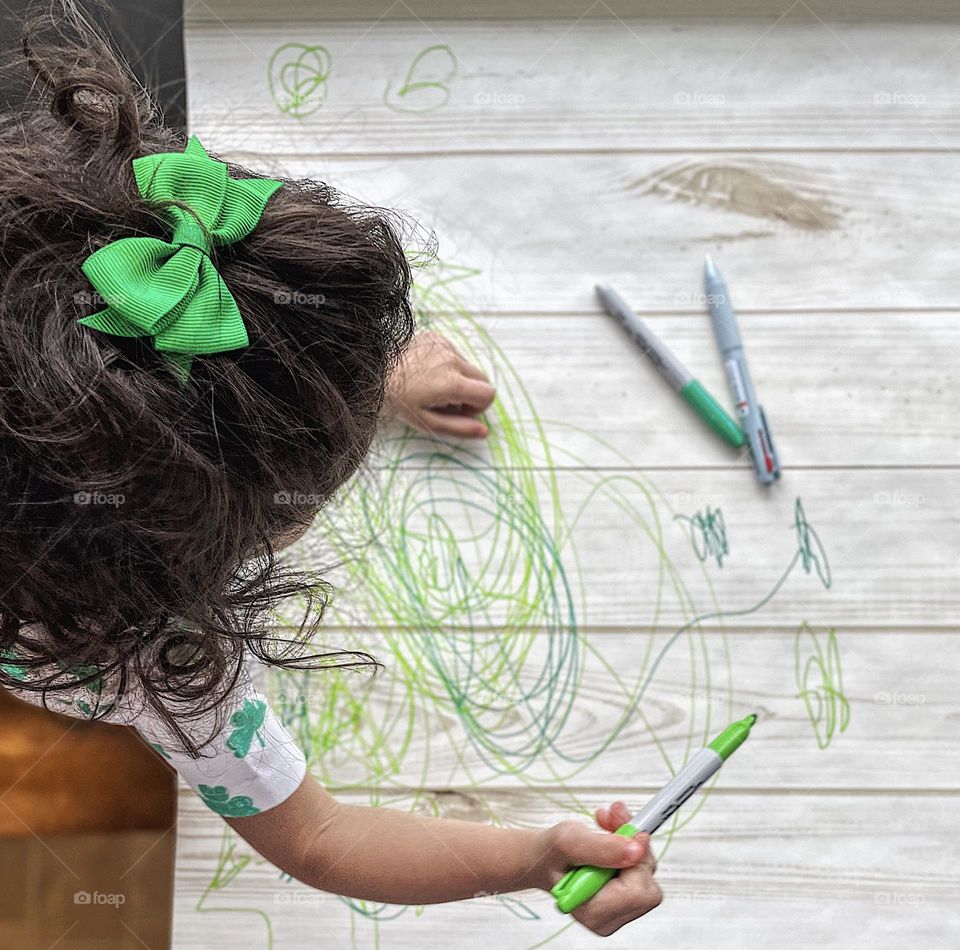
[572,847,662,937]
[594,801,631,832]
[418,409,489,440]
[549,821,645,870]
[457,358,491,383]
[448,375,496,413]
[631,833,657,873]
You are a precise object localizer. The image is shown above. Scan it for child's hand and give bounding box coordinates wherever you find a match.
[533,800,662,937]
[384,331,496,439]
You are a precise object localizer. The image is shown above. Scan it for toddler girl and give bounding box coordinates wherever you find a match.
[0,3,661,938]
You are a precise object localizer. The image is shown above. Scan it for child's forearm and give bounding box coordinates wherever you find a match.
[227,774,549,904]
[305,801,545,903]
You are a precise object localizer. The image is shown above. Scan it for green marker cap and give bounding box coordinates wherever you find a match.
[551,824,638,913]
[707,713,758,760]
[680,379,746,449]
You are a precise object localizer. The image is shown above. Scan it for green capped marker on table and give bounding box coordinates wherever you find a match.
[551,714,758,914]
[595,284,745,449]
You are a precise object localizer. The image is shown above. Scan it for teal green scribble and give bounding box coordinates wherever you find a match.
[794,623,849,749]
[793,497,831,589]
[194,258,834,949]
[384,45,458,113]
[674,506,728,567]
[268,43,332,118]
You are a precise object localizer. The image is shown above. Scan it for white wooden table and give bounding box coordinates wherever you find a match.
[173,4,960,947]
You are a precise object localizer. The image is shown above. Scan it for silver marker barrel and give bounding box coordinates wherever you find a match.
[703,256,781,484]
[596,284,691,392]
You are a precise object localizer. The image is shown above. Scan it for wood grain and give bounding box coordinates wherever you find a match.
[185,2,960,24]
[173,787,960,950]
[187,19,960,152]
[280,468,957,629]
[243,629,959,792]
[375,312,958,469]
[173,5,960,949]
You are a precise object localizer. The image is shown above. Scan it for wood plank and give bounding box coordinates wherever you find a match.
[391,312,960,469]
[246,630,960,792]
[186,2,960,23]
[172,787,960,949]
[186,19,960,152]
[191,152,960,314]
[0,831,174,950]
[176,8,959,949]
[279,468,957,630]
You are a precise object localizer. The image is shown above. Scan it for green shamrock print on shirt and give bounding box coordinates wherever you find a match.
[148,742,172,761]
[0,649,27,681]
[198,784,261,818]
[226,698,268,758]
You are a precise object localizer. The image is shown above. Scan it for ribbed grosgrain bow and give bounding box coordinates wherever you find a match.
[79,136,283,381]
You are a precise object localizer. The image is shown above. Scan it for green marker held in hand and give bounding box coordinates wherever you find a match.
[552,714,758,914]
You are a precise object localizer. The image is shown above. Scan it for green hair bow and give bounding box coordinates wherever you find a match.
[79,136,283,382]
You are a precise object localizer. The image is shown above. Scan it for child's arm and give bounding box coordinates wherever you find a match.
[226,774,662,938]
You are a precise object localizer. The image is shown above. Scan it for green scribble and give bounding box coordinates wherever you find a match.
[384,45,458,113]
[192,258,834,949]
[268,43,332,118]
[793,497,831,589]
[196,831,275,948]
[794,623,850,749]
[227,698,268,758]
[674,506,728,567]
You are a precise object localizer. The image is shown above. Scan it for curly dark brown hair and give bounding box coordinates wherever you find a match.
[0,2,416,750]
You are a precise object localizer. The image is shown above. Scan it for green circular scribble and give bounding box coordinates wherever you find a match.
[268,43,332,119]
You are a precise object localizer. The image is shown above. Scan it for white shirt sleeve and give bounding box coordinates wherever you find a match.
[1,644,307,817]
[132,679,308,817]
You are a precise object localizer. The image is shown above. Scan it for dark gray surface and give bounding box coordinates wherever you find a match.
[0,0,186,132]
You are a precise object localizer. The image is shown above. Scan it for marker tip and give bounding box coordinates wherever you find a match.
[746,713,758,726]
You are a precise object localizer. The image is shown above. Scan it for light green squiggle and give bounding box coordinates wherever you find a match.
[384,45,458,114]
[194,258,831,949]
[795,623,849,749]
